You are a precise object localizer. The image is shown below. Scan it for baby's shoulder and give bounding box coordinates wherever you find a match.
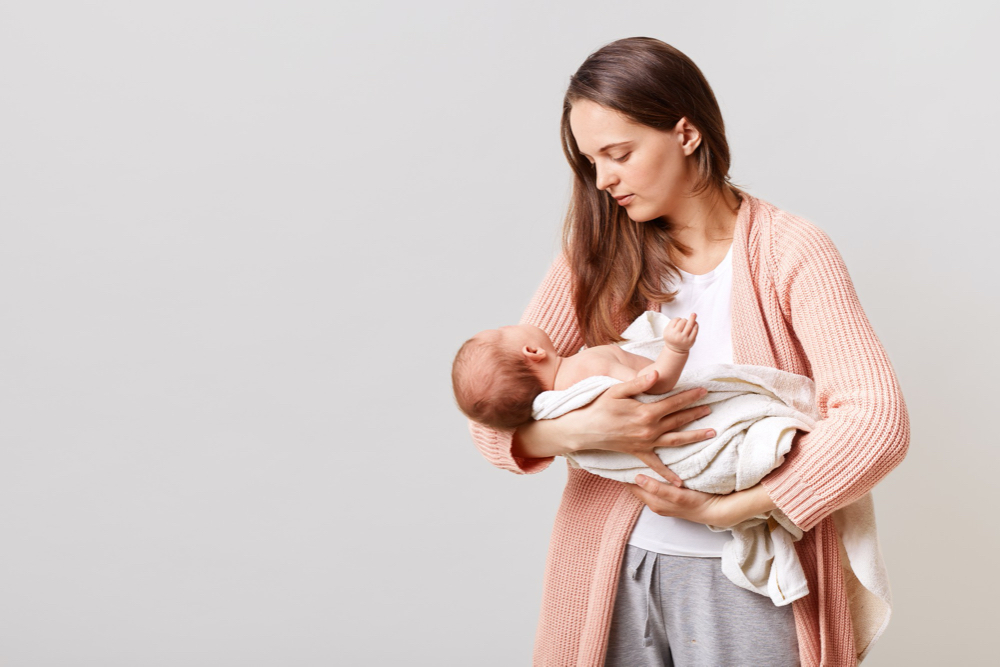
[557,344,637,389]
[578,343,625,362]
[569,345,625,377]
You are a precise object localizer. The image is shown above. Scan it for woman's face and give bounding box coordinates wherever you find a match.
[568,99,700,222]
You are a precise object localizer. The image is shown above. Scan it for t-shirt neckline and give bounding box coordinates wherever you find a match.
[676,242,733,283]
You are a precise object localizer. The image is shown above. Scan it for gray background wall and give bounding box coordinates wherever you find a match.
[1,1,996,665]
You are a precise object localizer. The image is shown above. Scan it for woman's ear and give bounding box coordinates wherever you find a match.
[675,116,702,155]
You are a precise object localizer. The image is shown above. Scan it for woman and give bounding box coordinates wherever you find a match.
[466,37,909,666]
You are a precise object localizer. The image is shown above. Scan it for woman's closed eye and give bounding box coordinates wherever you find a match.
[613,152,631,163]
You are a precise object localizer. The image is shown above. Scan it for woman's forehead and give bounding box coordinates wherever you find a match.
[569,102,642,153]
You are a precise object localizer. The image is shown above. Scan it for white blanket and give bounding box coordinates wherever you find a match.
[532,312,890,621]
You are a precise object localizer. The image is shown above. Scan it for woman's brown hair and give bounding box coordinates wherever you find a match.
[560,37,746,347]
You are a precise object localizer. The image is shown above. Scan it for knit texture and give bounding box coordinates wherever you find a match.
[466,193,910,666]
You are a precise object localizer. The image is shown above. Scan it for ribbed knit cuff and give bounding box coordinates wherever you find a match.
[761,467,828,533]
[760,433,831,532]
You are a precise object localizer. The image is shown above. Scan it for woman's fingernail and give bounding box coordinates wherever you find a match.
[706,430,716,438]
[635,474,647,485]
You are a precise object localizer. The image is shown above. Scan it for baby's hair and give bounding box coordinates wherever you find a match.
[452,332,544,429]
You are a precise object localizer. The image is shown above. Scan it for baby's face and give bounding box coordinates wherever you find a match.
[482,324,556,357]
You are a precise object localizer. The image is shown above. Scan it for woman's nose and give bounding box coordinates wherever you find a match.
[594,164,617,191]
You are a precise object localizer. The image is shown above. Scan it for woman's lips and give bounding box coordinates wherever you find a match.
[615,194,635,205]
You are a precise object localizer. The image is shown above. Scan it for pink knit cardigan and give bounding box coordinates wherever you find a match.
[467,192,910,666]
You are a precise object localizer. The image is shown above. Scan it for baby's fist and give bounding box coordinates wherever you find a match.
[662,313,699,352]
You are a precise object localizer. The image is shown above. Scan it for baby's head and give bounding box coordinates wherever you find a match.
[451,325,556,429]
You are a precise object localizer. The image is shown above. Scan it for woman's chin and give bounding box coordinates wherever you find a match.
[626,206,657,223]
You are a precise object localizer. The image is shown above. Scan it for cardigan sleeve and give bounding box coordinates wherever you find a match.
[466,252,586,474]
[760,218,911,531]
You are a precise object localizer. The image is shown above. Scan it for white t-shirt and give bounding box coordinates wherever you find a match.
[625,242,734,557]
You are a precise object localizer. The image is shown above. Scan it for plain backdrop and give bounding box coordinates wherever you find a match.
[1,1,997,665]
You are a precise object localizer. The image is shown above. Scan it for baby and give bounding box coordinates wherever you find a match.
[452,313,699,429]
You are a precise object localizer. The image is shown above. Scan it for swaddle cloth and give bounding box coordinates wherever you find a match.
[531,311,856,606]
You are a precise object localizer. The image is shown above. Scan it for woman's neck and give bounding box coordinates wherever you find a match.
[659,192,738,278]
[668,187,740,255]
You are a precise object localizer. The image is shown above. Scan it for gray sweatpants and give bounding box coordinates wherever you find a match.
[603,545,800,667]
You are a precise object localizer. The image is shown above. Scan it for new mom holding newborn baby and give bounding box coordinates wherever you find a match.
[451,37,909,667]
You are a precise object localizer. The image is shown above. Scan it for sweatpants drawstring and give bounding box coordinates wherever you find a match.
[627,547,659,648]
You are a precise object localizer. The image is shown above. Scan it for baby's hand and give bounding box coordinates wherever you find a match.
[662,313,699,352]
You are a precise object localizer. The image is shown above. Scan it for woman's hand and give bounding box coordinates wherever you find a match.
[512,370,716,486]
[627,477,779,528]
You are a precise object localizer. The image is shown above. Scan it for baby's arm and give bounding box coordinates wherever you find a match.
[637,314,698,394]
[590,314,698,394]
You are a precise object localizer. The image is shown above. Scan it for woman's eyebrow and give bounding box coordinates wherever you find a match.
[579,141,631,158]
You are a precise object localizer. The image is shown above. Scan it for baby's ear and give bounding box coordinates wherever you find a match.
[522,345,547,362]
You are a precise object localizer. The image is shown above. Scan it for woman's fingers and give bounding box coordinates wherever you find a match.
[627,474,717,523]
[654,422,716,449]
[626,480,662,510]
[658,401,711,430]
[593,373,713,454]
[648,387,708,422]
[632,450,683,487]
[627,475,693,517]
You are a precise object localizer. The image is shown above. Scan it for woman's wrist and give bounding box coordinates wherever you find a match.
[710,484,778,527]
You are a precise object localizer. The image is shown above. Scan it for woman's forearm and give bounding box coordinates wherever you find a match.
[629,478,780,529]
[510,418,577,460]
[724,483,778,525]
